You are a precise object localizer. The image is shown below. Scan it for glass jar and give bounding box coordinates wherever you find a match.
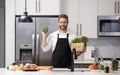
[104,63,109,73]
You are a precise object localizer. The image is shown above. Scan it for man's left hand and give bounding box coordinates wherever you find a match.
[76,47,86,56]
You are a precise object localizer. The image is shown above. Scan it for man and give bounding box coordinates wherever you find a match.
[41,14,84,68]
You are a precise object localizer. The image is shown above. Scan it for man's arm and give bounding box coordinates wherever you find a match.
[41,32,52,52]
[41,32,47,48]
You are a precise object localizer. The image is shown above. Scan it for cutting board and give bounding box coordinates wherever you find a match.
[37,66,53,70]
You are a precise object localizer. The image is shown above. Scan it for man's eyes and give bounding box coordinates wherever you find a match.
[60,22,67,23]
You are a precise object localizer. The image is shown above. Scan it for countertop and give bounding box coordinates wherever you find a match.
[74,60,94,64]
[1,68,120,75]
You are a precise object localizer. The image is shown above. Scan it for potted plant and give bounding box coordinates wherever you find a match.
[71,36,88,55]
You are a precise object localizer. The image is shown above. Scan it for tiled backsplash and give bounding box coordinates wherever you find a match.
[87,37,120,58]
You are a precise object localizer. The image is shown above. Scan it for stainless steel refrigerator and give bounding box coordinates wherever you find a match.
[15,16,58,66]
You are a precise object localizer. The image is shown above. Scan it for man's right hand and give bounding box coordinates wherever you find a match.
[41,31,47,48]
[41,32,47,38]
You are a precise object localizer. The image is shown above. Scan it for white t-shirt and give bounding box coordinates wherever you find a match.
[42,30,76,52]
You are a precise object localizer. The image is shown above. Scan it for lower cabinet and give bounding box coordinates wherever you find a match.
[74,63,91,68]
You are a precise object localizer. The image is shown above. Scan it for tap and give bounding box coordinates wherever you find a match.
[70,48,77,72]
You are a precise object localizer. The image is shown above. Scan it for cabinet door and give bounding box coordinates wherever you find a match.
[61,0,80,35]
[16,0,36,15]
[81,0,97,38]
[16,0,25,15]
[27,0,37,15]
[98,0,117,16]
[40,0,60,15]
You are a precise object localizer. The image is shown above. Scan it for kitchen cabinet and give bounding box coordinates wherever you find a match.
[98,0,120,16]
[16,0,60,15]
[61,0,97,38]
[81,0,97,38]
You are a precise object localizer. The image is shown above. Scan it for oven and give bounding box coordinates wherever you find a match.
[98,16,120,36]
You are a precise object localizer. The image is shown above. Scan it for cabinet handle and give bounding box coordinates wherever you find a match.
[115,1,117,14]
[76,24,79,36]
[39,0,40,12]
[36,0,37,13]
[79,24,82,36]
[118,2,119,14]
[118,1,120,14]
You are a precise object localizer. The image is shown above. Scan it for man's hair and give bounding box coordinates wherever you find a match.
[58,14,69,23]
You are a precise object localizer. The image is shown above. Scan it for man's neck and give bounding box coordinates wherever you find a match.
[59,29,67,34]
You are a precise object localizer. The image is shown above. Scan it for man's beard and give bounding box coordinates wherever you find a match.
[59,25,67,31]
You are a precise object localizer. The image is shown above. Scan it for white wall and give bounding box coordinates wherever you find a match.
[5,0,15,67]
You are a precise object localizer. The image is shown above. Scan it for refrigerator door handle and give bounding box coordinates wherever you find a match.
[32,34,35,63]
[36,34,39,53]
[32,34,35,55]
[36,34,39,63]
[32,34,39,65]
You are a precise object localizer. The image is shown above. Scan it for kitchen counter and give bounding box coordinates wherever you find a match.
[74,60,94,64]
[1,68,120,75]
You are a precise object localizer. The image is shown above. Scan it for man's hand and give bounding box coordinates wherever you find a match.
[76,47,86,56]
[41,31,47,48]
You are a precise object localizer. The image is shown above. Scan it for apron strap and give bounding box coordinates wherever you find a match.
[57,34,59,38]
[67,33,69,38]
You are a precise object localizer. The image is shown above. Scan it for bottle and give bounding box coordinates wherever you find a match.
[112,53,119,71]
[112,58,118,71]
[104,65,109,73]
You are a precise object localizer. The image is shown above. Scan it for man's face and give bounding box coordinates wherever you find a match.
[58,18,68,31]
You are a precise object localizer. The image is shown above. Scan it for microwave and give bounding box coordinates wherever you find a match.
[98,16,120,36]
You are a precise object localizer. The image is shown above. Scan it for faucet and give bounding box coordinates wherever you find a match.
[70,48,77,72]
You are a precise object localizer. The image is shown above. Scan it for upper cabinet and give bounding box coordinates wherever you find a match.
[15,0,60,15]
[98,0,120,15]
[61,0,97,38]
[81,0,97,38]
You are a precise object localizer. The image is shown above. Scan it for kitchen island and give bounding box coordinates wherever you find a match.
[0,68,120,75]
